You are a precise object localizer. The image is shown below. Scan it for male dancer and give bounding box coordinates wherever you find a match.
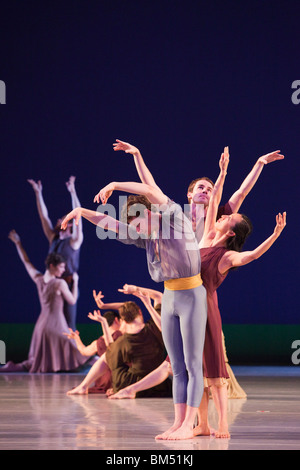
[61,177,207,440]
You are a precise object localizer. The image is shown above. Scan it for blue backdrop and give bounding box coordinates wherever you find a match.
[0,0,299,326]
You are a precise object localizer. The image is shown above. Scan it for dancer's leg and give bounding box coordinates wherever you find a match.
[156,292,188,439]
[210,382,230,438]
[193,387,212,436]
[167,285,207,440]
[109,360,172,399]
[67,353,109,395]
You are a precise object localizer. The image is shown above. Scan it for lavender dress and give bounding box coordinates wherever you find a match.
[21,275,88,373]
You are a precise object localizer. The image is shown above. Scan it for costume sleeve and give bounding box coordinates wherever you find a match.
[116,221,147,249]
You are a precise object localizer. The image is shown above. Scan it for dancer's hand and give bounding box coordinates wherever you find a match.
[66,175,76,193]
[27,179,42,193]
[118,284,138,295]
[88,309,108,327]
[132,289,151,306]
[8,229,21,244]
[72,272,79,283]
[219,146,229,173]
[274,212,286,237]
[93,182,115,205]
[113,139,139,156]
[63,328,80,340]
[258,150,284,165]
[93,289,105,308]
[61,208,82,229]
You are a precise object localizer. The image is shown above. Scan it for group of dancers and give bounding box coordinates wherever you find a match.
[1,140,286,441]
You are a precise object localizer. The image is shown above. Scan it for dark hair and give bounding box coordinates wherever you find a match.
[103,310,120,327]
[45,253,66,268]
[119,301,141,324]
[187,177,214,202]
[121,195,154,224]
[226,214,253,252]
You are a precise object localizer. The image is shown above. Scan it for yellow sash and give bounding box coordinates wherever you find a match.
[164,273,203,291]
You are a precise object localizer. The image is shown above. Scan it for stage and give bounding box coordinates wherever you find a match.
[0,367,300,451]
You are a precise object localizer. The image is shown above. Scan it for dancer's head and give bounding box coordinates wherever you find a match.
[45,253,66,277]
[121,195,158,236]
[187,177,214,206]
[103,310,120,329]
[215,213,253,252]
[118,301,143,324]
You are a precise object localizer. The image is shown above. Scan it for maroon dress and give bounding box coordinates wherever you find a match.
[200,247,230,382]
[89,330,123,394]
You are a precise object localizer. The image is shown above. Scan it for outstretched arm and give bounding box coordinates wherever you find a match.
[93,290,124,311]
[87,310,114,346]
[218,212,286,274]
[118,284,163,308]
[113,139,161,190]
[201,148,229,244]
[65,176,84,250]
[228,150,284,213]
[63,329,98,356]
[94,181,168,206]
[27,179,55,243]
[131,291,162,331]
[61,207,119,233]
[8,230,41,282]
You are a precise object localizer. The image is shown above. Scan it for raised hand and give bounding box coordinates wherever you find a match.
[27,179,42,193]
[219,146,230,173]
[93,182,115,205]
[113,139,139,155]
[8,229,21,244]
[258,150,284,165]
[61,208,82,230]
[274,212,287,236]
[93,289,105,308]
[118,284,137,295]
[87,309,108,326]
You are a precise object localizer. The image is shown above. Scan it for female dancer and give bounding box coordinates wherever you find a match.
[61,176,207,440]
[2,230,88,373]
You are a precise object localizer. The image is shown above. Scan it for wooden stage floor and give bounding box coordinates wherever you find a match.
[0,367,300,451]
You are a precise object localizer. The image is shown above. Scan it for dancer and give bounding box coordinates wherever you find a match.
[192,156,286,438]
[66,300,171,398]
[28,176,84,330]
[61,175,207,440]
[64,309,122,393]
[1,230,88,373]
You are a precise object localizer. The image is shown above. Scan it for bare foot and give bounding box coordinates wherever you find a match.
[66,384,88,396]
[215,426,231,439]
[155,423,182,440]
[108,388,136,399]
[167,423,195,440]
[193,424,213,437]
